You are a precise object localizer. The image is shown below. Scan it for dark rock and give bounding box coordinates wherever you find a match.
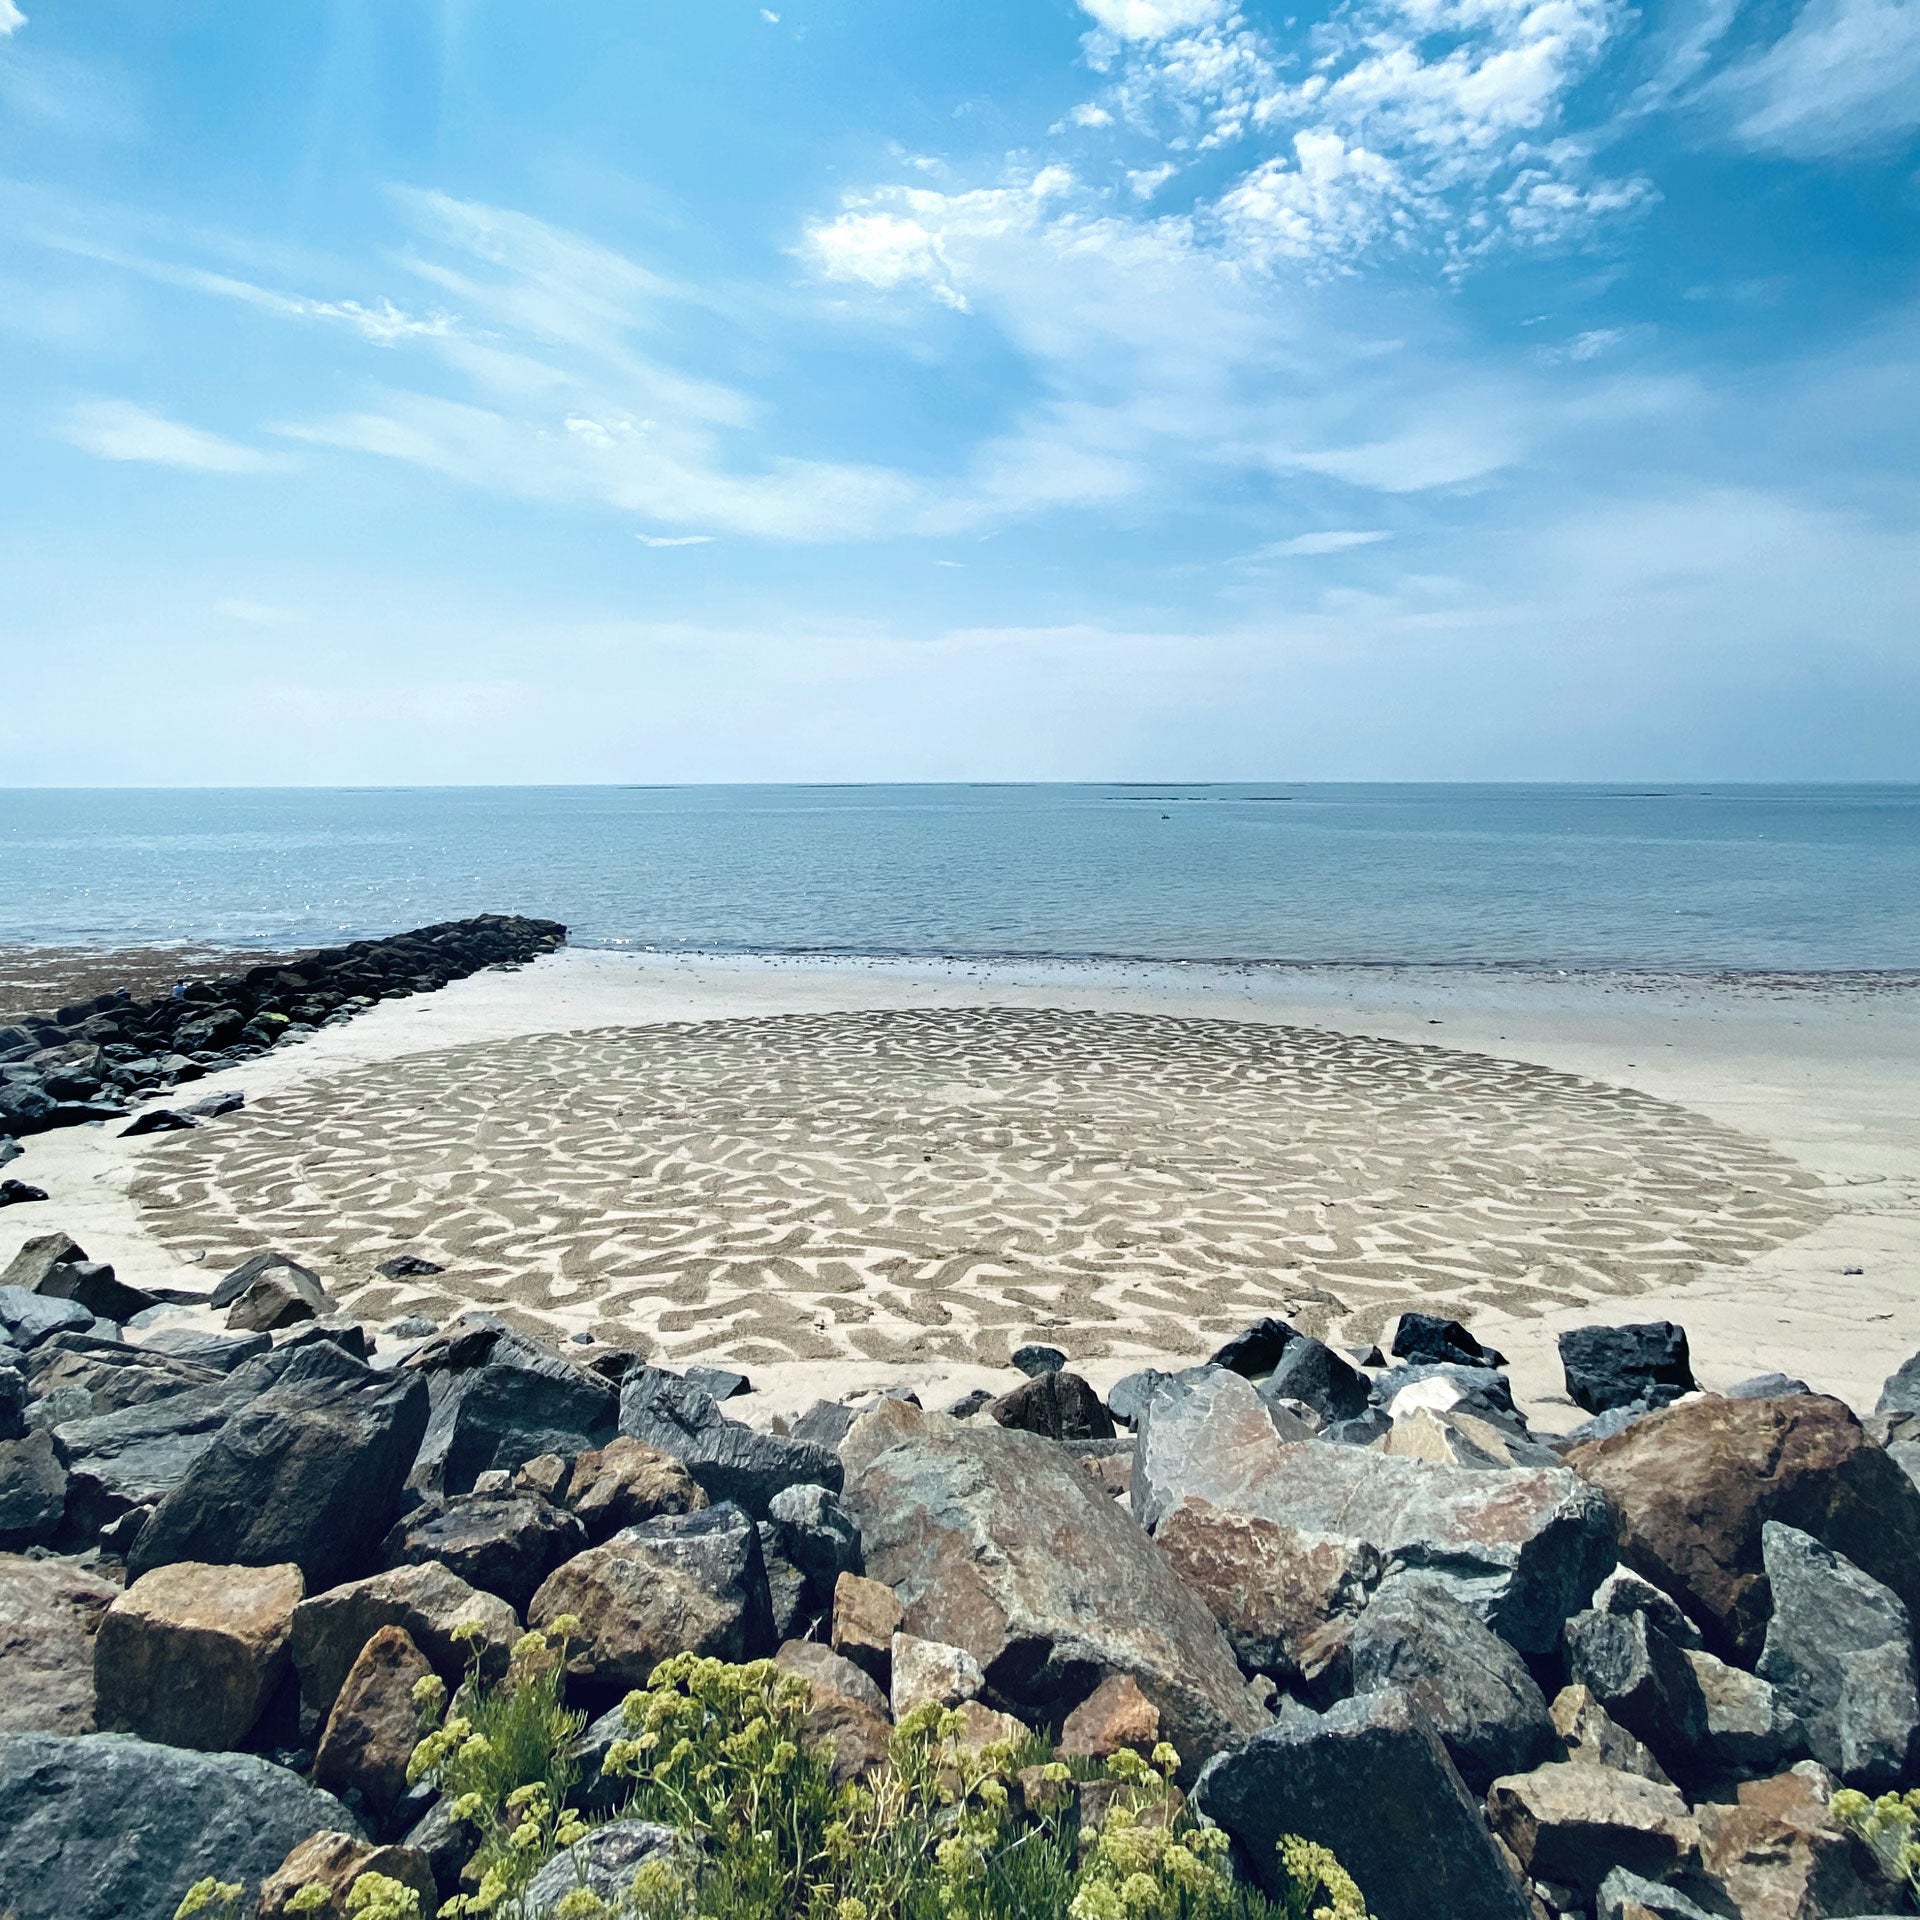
[1369,1360,1522,1428]
[1195,1690,1533,1920]
[275,1317,372,1362]
[0,1361,22,1438]
[1258,1335,1370,1424]
[0,1730,362,1920]
[381,1490,585,1612]
[1559,1323,1696,1415]
[1566,1393,1920,1660]
[619,1366,841,1514]
[36,1260,157,1325]
[522,1820,681,1919]
[562,1437,707,1541]
[1391,1310,1506,1370]
[1104,1368,1173,1429]
[1322,1407,1392,1446]
[118,1109,195,1138]
[0,1136,20,1166]
[759,1525,810,1639]
[209,1250,329,1313]
[0,1180,47,1207]
[1757,1521,1919,1787]
[1348,1574,1557,1791]
[0,1431,67,1549]
[137,1325,273,1373]
[941,1388,994,1420]
[1,1231,84,1291]
[1207,1317,1298,1377]
[986,1368,1116,1441]
[1684,1646,1797,1778]
[27,1337,223,1417]
[1726,1372,1812,1400]
[1594,1867,1725,1920]
[792,1399,860,1448]
[312,1625,432,1822]
[840,1398,1265,1775]
[1564,1606,1711,1767]
[183,1089,244,1119]
[1592,1565,1703,1649]
[375,1253,443,1280]
[226,1260,335,1334]
[407,1319,618,1496]
[685,1366,750,1400]
[1010,1344,1066,1377]
[1876,1350,1920,1415]
[127,1343,429,1589]
[766,1481,862,1600]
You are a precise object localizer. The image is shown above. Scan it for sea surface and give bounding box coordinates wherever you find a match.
[1,784,1916,973]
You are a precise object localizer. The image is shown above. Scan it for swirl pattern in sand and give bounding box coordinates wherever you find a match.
[127,1007,1829,1365]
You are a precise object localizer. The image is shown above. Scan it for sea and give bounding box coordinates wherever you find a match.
[1,784,1916,974]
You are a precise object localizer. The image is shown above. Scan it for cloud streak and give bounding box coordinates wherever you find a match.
[58,399,274,473]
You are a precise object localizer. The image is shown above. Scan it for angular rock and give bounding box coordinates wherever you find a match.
[1196,1690,1534,1920]
[1697,1765,1900,1920]
[0,1429,66,1548]
[521,1820,681,1920]
[1683,1649,1796,1780]
[1154,1496,1381,1691]
[0,1553,117,1735]
[313,1625,433,1821]
[33,1259,157,1326]
[1727,1373,1812,1402]
[210,1250,327,1311]
[832,1571,904,1687]
[1106,1368,1174,1429]
[1371,1359,1524,1428]
[406,1321,617,1498]
[1876,1350,1920,1416]
[1560,1323,1696,1416]
[1486,1762,1697,1903]
[93,1559,303,1751]
[1011,1343,1066,1377]
[225,1259,335,1335]
[1,1231,86,1292]
[766,1481,861,1600]
[841,1398,1265,1774]
[986,1368,1116,1442]
[28,1337,223,1418]
[1756,1522,1918,1787]
[1380,1403,1562,1470]
[1136,1368,1612,1653]
[1392,1310,1506,1369]
[1567,1393,1920,1660]
[1550,1684,1676,1787]
[1348,1573,1557,1792]
[563,1435,707,1542]
[137,1324,273,1373]
[618,1367,840,1515]
[1595,1866,1725,1920]
[1593,1565,1705,1649]
[291,1561,520,1721]
[759,1525,809,1640]
[376,1253,444,1280]
[119,1108,194,1138]
[1258,1334,1370,1423]
[380,1489,585,1612]
[1565,1606,1711,1768]
[255,1831,439,1920]
[0,1730,362,1920]
[1208,1317,1298,1377]
[685,1365,750,1401]
[1059,1672,1160,1760]
[774,1639,893,1784]
[890,1632,983,1717]
[529,1502,774,1693]
[792,1399,860,1449]
[0,1285,89,1351]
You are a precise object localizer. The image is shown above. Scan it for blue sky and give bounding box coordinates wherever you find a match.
[2,0,1916,783]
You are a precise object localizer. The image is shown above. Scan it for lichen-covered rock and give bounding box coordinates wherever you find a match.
[93,1559,303,1751]
[313,1625,433,1821]
[0,1553,117,1734]
[1684,1647,1798,1779]
[1136,1368,1611,1654]
[772,1639,893,1785]
[842,1399,1265,1775]
[1566,1393,1920,1660]
[890,1632,983,1717]
[1195,1691,1534,1920]
[1564,1605,1711,1770]
[0,1730,361,1920]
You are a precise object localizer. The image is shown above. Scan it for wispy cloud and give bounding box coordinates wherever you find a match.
[1709,0,1920,156]
[636,532,716,547]
[1262,529,1391,555]
[0,2,26,36]
[215,597,300,625]
[58,399,274,473]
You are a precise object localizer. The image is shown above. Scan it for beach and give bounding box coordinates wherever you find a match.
[11,944,1917,1432]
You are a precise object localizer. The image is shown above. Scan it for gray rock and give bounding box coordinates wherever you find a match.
[1258,1335,1370,1424]
[118,1108,194,1138]
[1726,1373,1812,1400]
[790,1400,858,1450]
[759,1525,811,1639]
[26,1336,222,1418]
[619,1366,841,1515]
[1757,1521,1920,1787]
[1684,1647,1798,1778]
[210,1250,328,1311]
[127,1343,429,1589]
[1010,1343,1066,1377]
[685,1366,750,1401]
[521,1820,680,1919]
[766,1481,862,1600]
[0,1287,89,1351]
[1591,1565,1704,1649]
[1134,1367,1612,1653]
[0,1730,361,1920]
[375,1253,443,1280]
[1195,1690,1533,1920]
[1876,1351,1920,1416]
[1370,1360,1524,1429]
[1104,1368,1175,1429]
[1595,1867,1725,1920]
[840,1398,1265,1777]
[380,1490,586,1611]
[1559,1322,1696,1416]
[138,1325,273,1373]
[1564,1606,1710,1766]
[0,1232,86,1292]
[1347,1574,1557,1791]
[0,1431,66,1548]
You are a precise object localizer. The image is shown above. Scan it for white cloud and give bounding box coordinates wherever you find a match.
[215,598,299,625]
[0,2,25,35]
[58,399,272,473]
[802,209,969,309]
[1263,529,1392,554]
[1079,0,1231,40]
[1069,103,1115,127]
[1711,0,1920,155]
[1217,131,1408,265]
[636,532,716,547]
[760,8,780,21]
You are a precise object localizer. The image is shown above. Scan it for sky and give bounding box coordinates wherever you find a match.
[1,0,1917,784]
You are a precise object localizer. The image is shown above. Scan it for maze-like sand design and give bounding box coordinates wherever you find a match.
[127,1007,1830,1366]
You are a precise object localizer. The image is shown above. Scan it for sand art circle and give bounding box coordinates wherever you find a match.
[127,1007,1830,1365]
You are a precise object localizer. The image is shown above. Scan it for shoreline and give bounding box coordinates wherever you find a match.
[6,943,1917,1431]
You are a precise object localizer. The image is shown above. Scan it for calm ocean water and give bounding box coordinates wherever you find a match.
[1,785,1916,972]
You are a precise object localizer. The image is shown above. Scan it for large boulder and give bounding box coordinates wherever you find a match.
[0,1730,361,1920]
[1135,1368,1612,1654]
[528,1502,775,1694]
[0,1286,90,1351]
[986,1370,1115,1441]
[407,1319,617,1496]
[618,1368,841,1515]
[127,1344,428,1589]
[1347,1574,1557,1791]
[765,1482,861,1603]
[312,1625,433,1822]
[1696,1765,1901,1920]
[840,1398,1265,1775]
[93,1560,303,1751]
[1566,1393,1920,1660]
[1756,1522,1919,1787]
[1194,1691,1534,1920]
[27,1336,224,1418]
[1559,1323,1696,1415]
[0,1553,118,1734]
[1259,1335,1371,1423]
[1486,1762,1698,1903]
[290,1561,520,1721]
[772,1640,892,1785]
[1391,1311,1505,1369]
[0,1429,67,1548]
[380,1490,585,1612]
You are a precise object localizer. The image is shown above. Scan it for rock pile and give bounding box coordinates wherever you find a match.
[3,1277,1919,1920]
[0,914,565,1147]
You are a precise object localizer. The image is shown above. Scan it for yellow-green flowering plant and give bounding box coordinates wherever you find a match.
[174,1880,246,1920]
[1831,1787,1920,1905]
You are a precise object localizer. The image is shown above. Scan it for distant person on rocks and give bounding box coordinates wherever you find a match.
[171,979,186,999]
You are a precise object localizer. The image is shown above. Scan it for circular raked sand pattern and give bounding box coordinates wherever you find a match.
[127,1007,1829,1367]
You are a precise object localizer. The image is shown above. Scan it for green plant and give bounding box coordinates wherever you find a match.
[1832,1789,1920,1908]
[174,1882,247,1920]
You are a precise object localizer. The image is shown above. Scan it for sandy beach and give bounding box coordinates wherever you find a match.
[8,946,1918,1431]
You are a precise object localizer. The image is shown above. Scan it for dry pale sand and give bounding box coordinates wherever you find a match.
[9,948,1919,1431]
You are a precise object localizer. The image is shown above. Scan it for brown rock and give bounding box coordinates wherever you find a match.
[1060,1673,1161,1760]
[313,1626,432,1819]
[563,1437,707,1541]
[775,1638,893,1784]
[513,1452,571,1501]
[1155,1496,1383,1692]
[226,1263,335,1334]
[890,1632,984,1717]
[255,1829,439,1920]
[94,1559,302,1750]
[0,1552,118,1734]
[1567,1394,1920,1659]
[1486,1761,1697,1901]
[1017,1761,1074,1818]
[1549,1684,1676,1788]
[831,1570,904,1687]
[1696,1766,1897,1920]
[951,1698,1026,1751]
[290,1560,519,1721]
